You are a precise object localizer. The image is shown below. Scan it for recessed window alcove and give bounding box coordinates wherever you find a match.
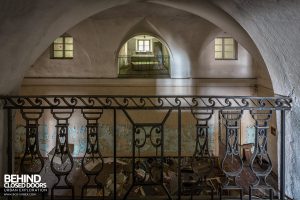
[118,35,171,78]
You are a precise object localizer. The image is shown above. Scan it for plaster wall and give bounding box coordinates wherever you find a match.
[210,1,300,197]
[0,0,298,198]
[25,3,256,79]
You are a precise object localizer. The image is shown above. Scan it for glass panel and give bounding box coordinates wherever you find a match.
[144,40,150,45]
[144,45,150,51]
[215,45,223,52]
[138,45,143,51]
[215,38,222,45]
[138,40,144,45]
[65,51,73,58]
[224,45,234,52]
[53,51,63,58]
[64,44,73,51]
[215,51,223,59]
[224,51,234,59]
[65,37,73,43]
[54,37,63,44]
[224,38,234,45]
[54,44,63,50]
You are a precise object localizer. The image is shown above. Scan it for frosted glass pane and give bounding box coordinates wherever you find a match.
[215,52,222,59]
[65,37,73,43]
[224,45,234,51]
[64,44,73,50]
[138,41,143,45]
[53,51,63,58]
[65,51,73,58]
[54,44,63,50]
[215,45,222,51]
[215,38,222,45]
[54,37,63,43]
[144,40,150,45]
[138,45,143,51]
[224,38,234,44]
[224,51,234,59]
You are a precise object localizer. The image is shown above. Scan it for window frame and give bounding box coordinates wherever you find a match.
[214,37,238,60]
[51,34,74,59]
[136,39,152,53]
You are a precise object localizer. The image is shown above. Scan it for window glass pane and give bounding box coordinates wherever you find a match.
[65,51,73,58]
[54,44,63,50]
[144,40,150,45]
[224,45,234,52]
[53,51,63,58]
[138,45,143,51]
[54,37,63,43]
[215,38,222,45]
[224,51,234,59]
[64,44,73,51]
[65,37,73,43]
[144,45,150,51]
[215,52,222,59]
[138,41,143,45]
[224,38,234,45]
[215,45,223,52]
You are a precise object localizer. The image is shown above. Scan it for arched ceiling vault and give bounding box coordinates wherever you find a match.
[0,0,269,94]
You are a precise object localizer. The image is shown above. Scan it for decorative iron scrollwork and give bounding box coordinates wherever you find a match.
[1,96,292,110]
[50,109,74,199]
[182,109,214,199]
[249,110,274,199]
[81,109,104,199]
[123,110,172,200]
[220,110,244,198]
[191,109,214,175]
[20,109,44,174]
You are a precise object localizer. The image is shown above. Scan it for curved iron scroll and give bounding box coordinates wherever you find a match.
[1,96,292,110]
[20,109,44,174]
[249,110,274,199]
[81,109,104,199]
[123,109,172,200]
[50,109,74,199]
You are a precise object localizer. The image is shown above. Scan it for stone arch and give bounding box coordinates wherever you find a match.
[0,0,269,93]
[115,19,174,77]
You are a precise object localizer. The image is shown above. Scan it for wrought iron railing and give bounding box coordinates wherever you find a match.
[118,55,170,77]
[0,95,292,200]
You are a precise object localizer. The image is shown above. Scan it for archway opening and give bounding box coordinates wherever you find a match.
[118,34,171,78]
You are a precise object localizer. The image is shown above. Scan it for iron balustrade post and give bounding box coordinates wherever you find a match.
[7,109,12,175]
[178,108,182,200]
[6,109,12,200]
[113,109,117,200]
[280,110,286,200]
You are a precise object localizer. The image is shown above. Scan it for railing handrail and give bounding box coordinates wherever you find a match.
[0,95,292,110]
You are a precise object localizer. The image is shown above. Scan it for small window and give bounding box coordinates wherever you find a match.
[214,37,237,60]
[136,39,151,52]
[51,35,73,59]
